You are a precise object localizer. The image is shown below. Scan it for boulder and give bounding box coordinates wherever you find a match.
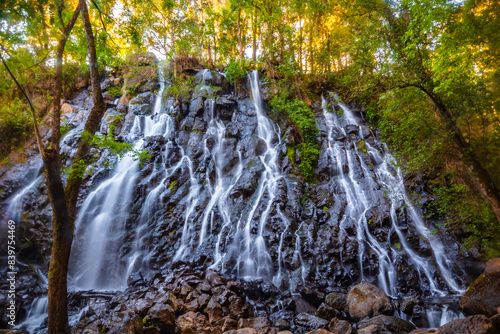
[401,298,422,315]
[316,303,341,320]
[358,315,415,334]
[205,296,223,323]
[346,282,393,321]
[460,267,500,317]
[485,258,500,275]
[305,330,335,334]
[130,92,155,106]
[176,311,207,334]
[328,318,357,334]
[145,303,176,333]
[108,310,143,334]
[130,104,153,115]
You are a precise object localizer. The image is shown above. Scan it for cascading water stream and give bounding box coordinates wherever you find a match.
[322,98,463,297]
[321,94,464,326]
[232,70,284,280]
[174,70,243,262]
[5,159,43,223]
[70,63,171,290]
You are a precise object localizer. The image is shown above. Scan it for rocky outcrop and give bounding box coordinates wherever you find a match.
[460,258,500,317]
[410,314,500,334]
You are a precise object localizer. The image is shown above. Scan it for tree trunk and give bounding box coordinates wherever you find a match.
[252,11,257,62]
[46,149,72,334]
[65,0,106,221]
[379,2,500,224]
[299,15,303,72]
[207,44,214,68]
[237,9,244,60]
[52,2,82,152]
[421,87,500,224]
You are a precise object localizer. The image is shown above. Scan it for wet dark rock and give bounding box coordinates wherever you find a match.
[107,310,143,334]
[117,104,129,114]
[316,303,341,320]
[130,92,155,105]
[127,272,145,287]
[346,282,393,321]
[401,298,422,315]
[358,315,415,334]
[328,318,357,334]
[224,329,260,334]
[157,291,177,312]
[295,313,329,330]
[145,303,176,333]
[130,104,153,115]
[237,317,271,333]
[177,311,207,334]
[126,298,153,317]
[205,296,223,323]
[190,97,205,114]
[325,292,347,311]
[300,286,325,308]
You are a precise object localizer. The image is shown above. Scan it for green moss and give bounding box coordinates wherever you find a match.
[286,146,296,167]
[356,140,367,155]
[169,180,176,190]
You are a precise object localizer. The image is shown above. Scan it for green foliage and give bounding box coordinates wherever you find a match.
[428,178,500,258]
[60,122,71,138]
[298,142,320,182]
[0,98,32,159]
[270,96,318,143]
[165,75,196,101]
[108,114,124,136]
[107,85,123,98]
[225,59,251,84]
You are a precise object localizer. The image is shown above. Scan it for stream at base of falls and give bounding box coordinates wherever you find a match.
[3,66,472,332]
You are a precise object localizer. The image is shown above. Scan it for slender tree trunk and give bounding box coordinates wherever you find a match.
[65,0,106,220]
[299,15,303,72]
[52,2,83,152]
[46,149,72,334]
[207,44,214,68]
[237,9,244,60]
[421,87,500,224]
[47,2,82,332]
[252,11,257,62]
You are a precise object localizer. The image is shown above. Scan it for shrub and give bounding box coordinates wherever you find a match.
[225,59,251,84]
[0,98,32,159]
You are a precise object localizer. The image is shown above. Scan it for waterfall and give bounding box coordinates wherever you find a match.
[229,70,284,280]
[17,296,48,333]
[174,69,244,263]
[70,62,171,290]
[5,159,43,223]
[321,94,464,297]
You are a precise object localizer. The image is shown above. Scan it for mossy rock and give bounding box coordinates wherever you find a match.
[460,270,500,317]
